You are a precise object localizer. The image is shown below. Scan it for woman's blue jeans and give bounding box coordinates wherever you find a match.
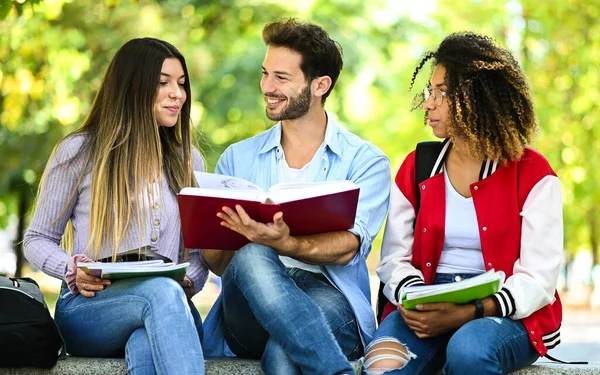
[221,243,362,375]
[55,277,204,375]
[366,273,539,375]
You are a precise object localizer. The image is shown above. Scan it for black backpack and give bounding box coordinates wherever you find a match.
[376,141,443,322]
[0,276,65,368]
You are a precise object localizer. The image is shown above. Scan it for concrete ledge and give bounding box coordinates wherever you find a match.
[0,357,597,374]
[0,357,361,375]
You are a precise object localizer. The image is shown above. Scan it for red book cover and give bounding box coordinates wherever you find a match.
[177,173,360,250]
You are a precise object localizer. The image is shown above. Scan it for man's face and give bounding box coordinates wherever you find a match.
[260,46,313,121]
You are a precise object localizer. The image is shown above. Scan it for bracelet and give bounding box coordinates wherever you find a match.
[472,299,484,319]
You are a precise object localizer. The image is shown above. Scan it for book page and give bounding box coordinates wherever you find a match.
[181,172,267,202]
[194,171,264,192]
[267,180,359,203]
[78,261,189,275]
[402,269,505,300]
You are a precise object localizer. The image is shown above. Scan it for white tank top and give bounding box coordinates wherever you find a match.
[435,168,486,274]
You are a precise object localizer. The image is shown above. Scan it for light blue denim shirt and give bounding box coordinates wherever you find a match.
[203,113,391,355]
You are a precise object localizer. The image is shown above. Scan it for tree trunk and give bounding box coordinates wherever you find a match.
[13,191,28,278]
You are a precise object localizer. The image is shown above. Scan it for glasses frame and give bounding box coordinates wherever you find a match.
[423,86,447,106]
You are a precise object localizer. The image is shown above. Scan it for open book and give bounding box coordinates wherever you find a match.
[78,260,189,281]
[401,269,505,310]
[177,171,360,250]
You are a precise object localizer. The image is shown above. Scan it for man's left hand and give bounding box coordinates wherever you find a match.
[218,205,293,251]
[399,302,474,338]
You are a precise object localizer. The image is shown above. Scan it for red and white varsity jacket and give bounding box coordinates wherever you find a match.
[378,141,563,355]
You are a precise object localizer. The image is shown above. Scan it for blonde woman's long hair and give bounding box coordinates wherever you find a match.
[48,38,195,260]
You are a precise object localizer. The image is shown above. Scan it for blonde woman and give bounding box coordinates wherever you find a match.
[24,38,207,375]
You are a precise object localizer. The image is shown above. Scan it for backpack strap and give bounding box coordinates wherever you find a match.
[376,140,446,323]
[413,140,446,221]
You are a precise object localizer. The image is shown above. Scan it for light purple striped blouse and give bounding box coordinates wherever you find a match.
[23,134,209,292]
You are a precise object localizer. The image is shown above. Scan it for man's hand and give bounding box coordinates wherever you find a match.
[178,275,195,300]
[76,268,111,298]
[217,205,294,252]
[398,302,475,338]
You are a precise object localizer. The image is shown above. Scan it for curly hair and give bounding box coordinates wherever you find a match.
[410,32,538,163]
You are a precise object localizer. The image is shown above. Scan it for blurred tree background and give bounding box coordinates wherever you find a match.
[0,0,599,287]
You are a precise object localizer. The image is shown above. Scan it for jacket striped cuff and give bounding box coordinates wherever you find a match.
[543,326,561,349]
[395,275,426,302]
[491,287,516,317]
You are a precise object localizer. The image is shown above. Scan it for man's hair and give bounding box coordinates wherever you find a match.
[262,18,343,103]
[410,32,538,163]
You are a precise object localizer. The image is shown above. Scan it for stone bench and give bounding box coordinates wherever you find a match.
[0,357,598,375]
[0,357,359,374]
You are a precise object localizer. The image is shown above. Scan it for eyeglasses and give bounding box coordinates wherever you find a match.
[423,87,447,106]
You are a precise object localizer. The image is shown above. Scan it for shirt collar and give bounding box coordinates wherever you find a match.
[258,111,342,157]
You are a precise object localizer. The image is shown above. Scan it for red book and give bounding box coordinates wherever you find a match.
[177,172,360,250]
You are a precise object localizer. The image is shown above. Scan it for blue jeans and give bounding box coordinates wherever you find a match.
[55,277,204,375]
[365,273,539,375]
[221,243,362,375]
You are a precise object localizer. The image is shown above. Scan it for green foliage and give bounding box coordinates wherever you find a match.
[1,0,599,264]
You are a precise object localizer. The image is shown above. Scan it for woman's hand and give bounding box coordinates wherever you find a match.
[75,268,110,298]
[178,276,195,300]
[398,302,475,338]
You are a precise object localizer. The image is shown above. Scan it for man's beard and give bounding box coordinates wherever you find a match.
[265,85,312,121]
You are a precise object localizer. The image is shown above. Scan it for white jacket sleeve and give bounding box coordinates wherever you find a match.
[377,183,425,305]
[493,175,563,319]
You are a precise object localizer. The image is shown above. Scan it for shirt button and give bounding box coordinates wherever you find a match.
[482,226,487,231]
[151,235,158,242]
[474,185,479,191]
[530,330,535,335]
[421,185,426,190]
[533,341,538,346]
[423,228,427,233]
[153,203,160,210]
[454,275,462,282]
[154,219,160,226]
[487,262,493,267]
[426,262,432,268]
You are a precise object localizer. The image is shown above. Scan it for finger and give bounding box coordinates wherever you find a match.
[221,206,240,220]
[178,280,192,288]
[399,305,419,320]
[272,212,286,230]
[405,319,427,334]
[77,268,102,283]
[80,289,96,298]
[82,282,105,291]
[220,220,242,234]
[217,210,235,222]
[415,302,450,311]
[234,205,255,226]
[217,210,237,225]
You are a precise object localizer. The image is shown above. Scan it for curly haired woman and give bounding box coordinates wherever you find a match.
[363,32,563,375]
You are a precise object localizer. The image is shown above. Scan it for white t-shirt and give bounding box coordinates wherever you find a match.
[276,128,333,274]
[435,168,486,274]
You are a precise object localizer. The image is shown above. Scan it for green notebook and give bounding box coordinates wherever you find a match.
[401,269,505,310]
[78,261,189,281]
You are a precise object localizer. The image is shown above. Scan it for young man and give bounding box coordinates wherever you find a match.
[202,19,391,375]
